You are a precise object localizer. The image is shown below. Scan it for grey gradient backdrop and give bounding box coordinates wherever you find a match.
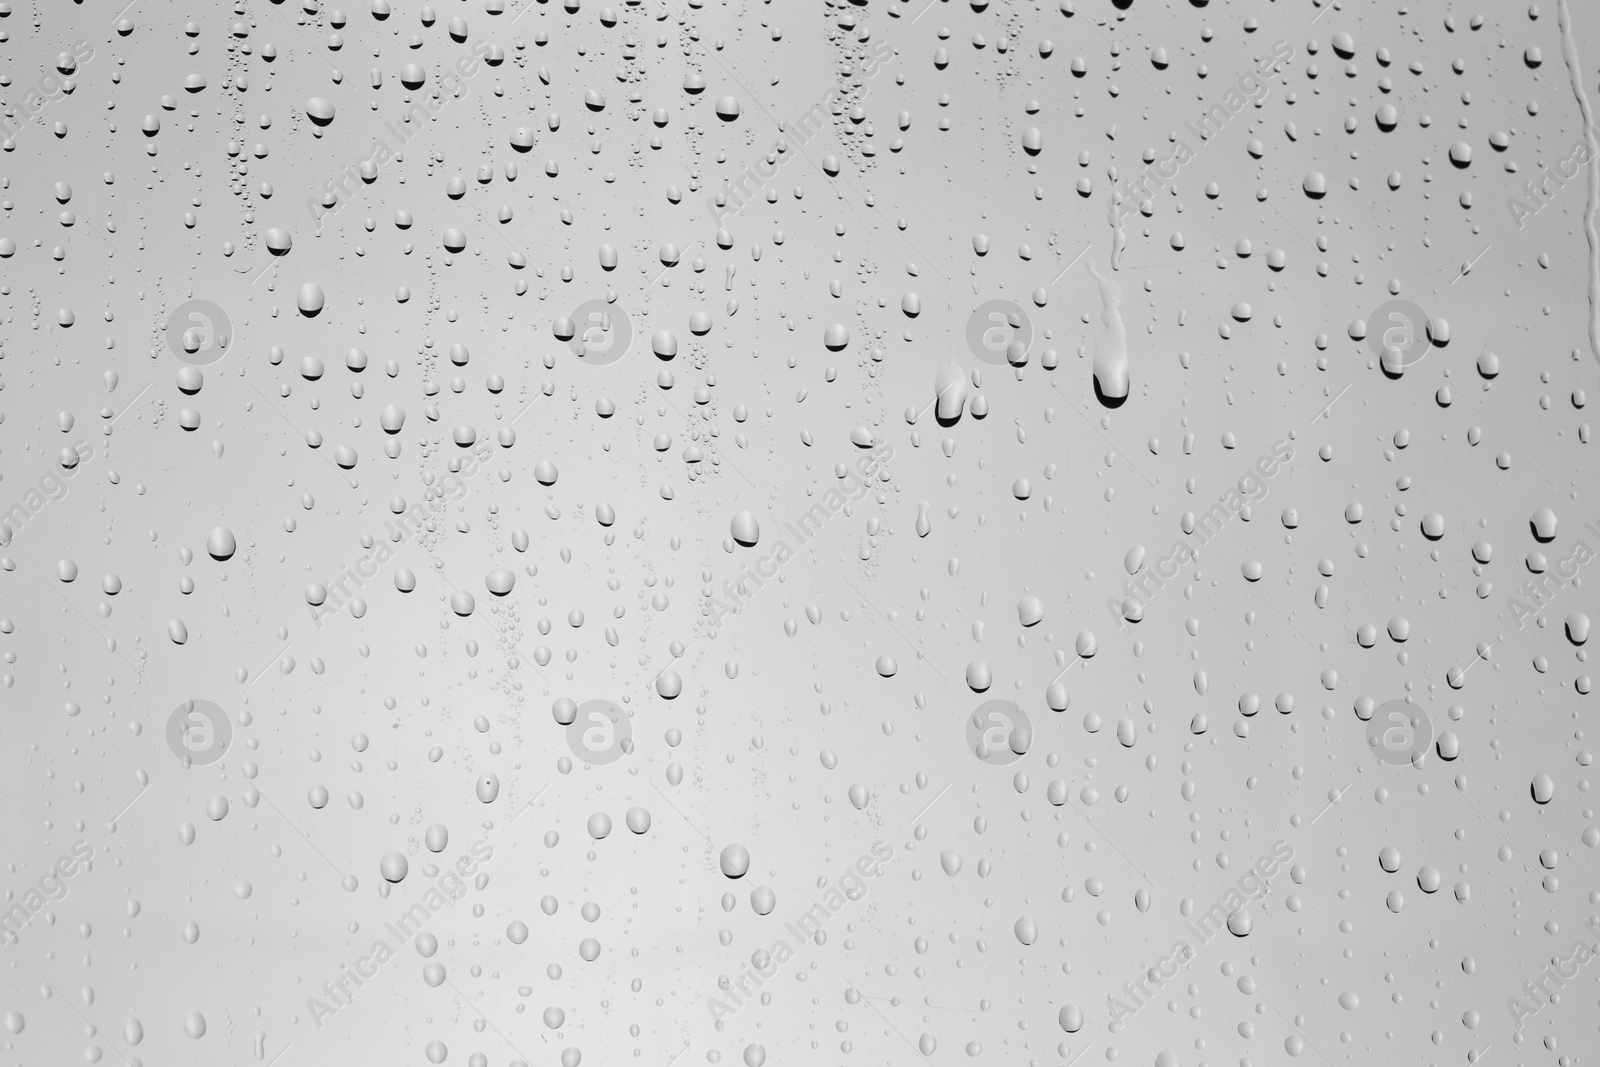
[2,0,1598,1065]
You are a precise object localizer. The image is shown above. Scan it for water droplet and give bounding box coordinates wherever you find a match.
[720,843,751,878]
[379,852,408,882]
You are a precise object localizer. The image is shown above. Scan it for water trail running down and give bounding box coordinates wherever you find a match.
[1558,0,1600,368]
[1087,259,1130,406]
[1107,190,1128,271]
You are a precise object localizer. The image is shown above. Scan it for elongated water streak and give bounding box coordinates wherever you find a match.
[1087,259,1129,406]
[1558,0,1600,367]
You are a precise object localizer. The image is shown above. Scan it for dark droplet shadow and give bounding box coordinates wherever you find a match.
[1094,378,1128,409]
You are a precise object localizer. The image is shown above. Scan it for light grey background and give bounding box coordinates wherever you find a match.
[2,0,1598,1065]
